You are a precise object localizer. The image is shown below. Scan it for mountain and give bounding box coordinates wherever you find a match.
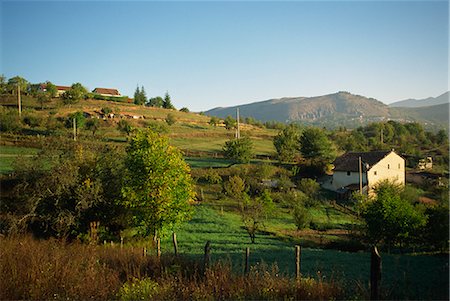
[206,91,390,127]
[205,91,448,129]
[389,92,449,108]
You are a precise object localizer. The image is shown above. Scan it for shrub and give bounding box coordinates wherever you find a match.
[293,204,311,230]
[0,108,21,133]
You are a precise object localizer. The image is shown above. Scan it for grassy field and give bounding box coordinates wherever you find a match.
[0,145,40,174]
[157,204,448,300]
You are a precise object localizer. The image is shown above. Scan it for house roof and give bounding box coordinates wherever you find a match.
[92,88,120,96]
[40,84,71,91]
[333,150,393,172]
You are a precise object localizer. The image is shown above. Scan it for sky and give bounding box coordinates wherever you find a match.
[1,1,448,112]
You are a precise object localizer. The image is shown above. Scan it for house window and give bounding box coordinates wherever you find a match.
[347,171,351,176]
[374,171,377,175]
[387,164,390,169]
[398,163,401,169]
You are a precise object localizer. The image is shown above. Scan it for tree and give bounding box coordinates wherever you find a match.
[67,111,86,129]
[122,130,195,241]
[45,81,58,98]
[36,90,50,110]
[300,127,336,164]
[293,204,311,230]
[163,91,175,110]
[361,181,427,249]
[165,113,176,126]
[241,190,274,243]
[63,83,88,104]
[85,119,100,137]
[148,96,163,108]
[209,116,219,127]
[273,124,301,162]
[7,76,28,94]
[223,136,253,163]
[0,74,7,94]
[179,107,189,113]
[224,115,237,130]
[134,86,147,105]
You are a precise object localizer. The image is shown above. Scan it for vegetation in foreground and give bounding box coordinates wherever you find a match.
[0,236,342,300]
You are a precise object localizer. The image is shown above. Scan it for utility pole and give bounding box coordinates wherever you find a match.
[17,85,22,117]
[73,118,77,141]
[236,107,240,139]
[359,156,363,194]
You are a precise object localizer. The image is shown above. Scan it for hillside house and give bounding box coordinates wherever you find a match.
[92,88,121,97]
[39,84,71,97]
[329,150,405,196]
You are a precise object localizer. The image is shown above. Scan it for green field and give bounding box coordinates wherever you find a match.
[157,204,448,300]
[0,145,40,174]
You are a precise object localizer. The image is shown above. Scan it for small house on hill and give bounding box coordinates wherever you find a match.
[39,84,71,97]
[330,150,405,196]
[92,88,121,97]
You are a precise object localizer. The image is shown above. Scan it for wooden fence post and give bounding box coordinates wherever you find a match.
[370,246,382,300]
[204,241,211,270]
[173,232,178,256]
[120,236,124,249]
[245,247,250,275]
[295,245,301,280]
[143,247,147,257]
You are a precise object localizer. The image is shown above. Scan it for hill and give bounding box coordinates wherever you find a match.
[206,92,389,127]
[389,92,449,108]
[206,91,449,129]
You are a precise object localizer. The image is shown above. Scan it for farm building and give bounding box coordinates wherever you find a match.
[39,84,71,97]
[92,87,121,97]
[327,150,405,196]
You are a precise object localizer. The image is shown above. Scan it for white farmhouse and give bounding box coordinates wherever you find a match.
[330,150,405,195]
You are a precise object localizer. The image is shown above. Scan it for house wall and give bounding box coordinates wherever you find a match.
[332,171,367,191]
[367,152,405,190]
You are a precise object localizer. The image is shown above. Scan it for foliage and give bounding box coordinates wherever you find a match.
[223,136,253,163]
[223,175,247,200]
[422,205,449,251]
[0,108,21,133]
[165,113,176,126]
[293,204,311,230]
[179,107,189,113]
[62,83,88,104]
[273,124,301,162]
[45,81,58,98]
[224,115,237,130]
[297,178,320,199]
[5,144,128,238]
[85,118,100,136]
[146,120,169,134]
[134,85,147,105]
[117,119,133,136]
[101,107,113,115]
[163,91,175,110]
[300,127,337,164]
[66,111,86,129]
[241,190,274,243]
[121,130,195,238]
[361,181,427,248]
[147,96,163,108]
[209,116,220,127]
[7,75,28,93]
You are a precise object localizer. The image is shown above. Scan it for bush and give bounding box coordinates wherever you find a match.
[223,136,254,163]
[0,108,21,133]
[293,204,311,230]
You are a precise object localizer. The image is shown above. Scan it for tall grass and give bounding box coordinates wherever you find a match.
[0,236,342,300]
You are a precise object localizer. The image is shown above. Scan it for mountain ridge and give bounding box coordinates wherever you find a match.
[205,91,448,129]
[389,92,449,108]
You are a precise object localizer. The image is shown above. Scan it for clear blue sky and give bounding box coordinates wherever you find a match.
[1,1,448,112]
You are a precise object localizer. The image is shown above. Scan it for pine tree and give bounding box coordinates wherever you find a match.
[163,91,175,109]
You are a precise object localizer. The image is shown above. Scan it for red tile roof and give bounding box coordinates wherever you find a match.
[40,84,70,91]
[92,88,121,96]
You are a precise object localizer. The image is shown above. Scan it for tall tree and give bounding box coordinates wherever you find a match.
[134,85,147,105]
[300,127,336,163]
[122,130,195,240]
[163,91,175,109]
[45,81,58,98]
[273,124,301,162]
[7,76,29,94]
